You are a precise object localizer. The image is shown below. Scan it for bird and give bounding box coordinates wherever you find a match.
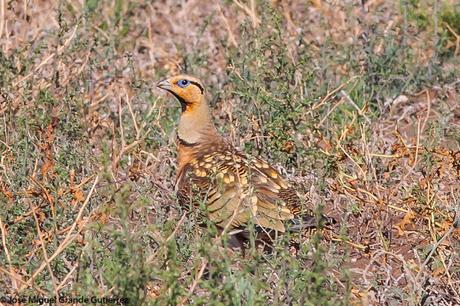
[157,75,324,239]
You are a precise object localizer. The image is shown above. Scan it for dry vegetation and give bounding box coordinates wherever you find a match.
[0,0,459,305]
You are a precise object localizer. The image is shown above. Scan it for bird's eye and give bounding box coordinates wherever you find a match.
[177,79,190,88]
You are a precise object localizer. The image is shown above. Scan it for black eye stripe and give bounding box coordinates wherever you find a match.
[189,81,204,94]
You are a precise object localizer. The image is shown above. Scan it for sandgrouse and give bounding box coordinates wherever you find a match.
[157,75,320,235]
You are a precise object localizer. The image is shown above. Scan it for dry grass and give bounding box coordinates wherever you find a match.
[0,0,459,305]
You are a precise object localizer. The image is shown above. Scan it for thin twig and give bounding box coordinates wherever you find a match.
[340,90,371,124]
[421,89,431,133]
[178,258,208,306]
[112,140,142,171]
[56,264,78,291]
[317,98,344,127]
[0,0,5,42]
[309,78,356,113]
[29,176,55,218]
[402,117,422,180]
[124,88,140,140]
[29,200,59,298]
[445,22,460,56]
[233,0,260,28]
[0,216,18,292]
[217,3,238,47]
[415,225,455,282]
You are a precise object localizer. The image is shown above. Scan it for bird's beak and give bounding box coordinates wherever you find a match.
[157,79,171,91]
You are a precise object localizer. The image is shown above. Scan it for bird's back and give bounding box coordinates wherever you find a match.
[176,139,305,233]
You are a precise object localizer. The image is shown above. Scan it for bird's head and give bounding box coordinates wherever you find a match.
[157,75,205,112]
